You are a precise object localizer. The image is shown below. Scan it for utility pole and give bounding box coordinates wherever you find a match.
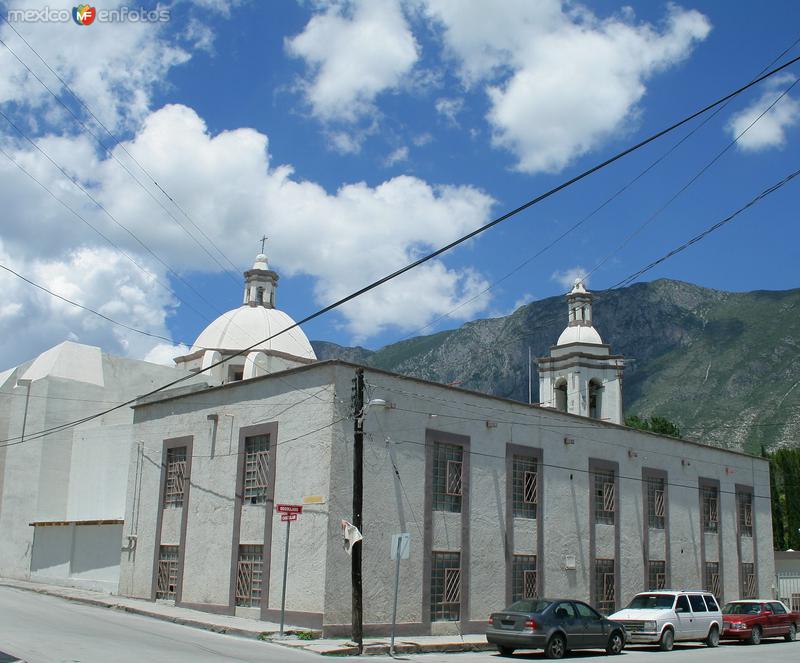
[528,347,532,405]
[352,368,364,654]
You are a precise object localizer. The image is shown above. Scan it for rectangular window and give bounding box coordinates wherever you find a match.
[156,545,179,600]
[594,470,615,525]
[243,435,270,505]
[235,544,264,608]
[594,558,615,614]
[430,551,461,622]
[512,455,538,519]
[433,442,463,513]
[741,563,756,599]
[737,491,753,537]
[704,561,721,598]
[646,476,665,530]
[512,554,537,602]
[163,447,187,508]
[701,485,719,533]
[648,560,666,590]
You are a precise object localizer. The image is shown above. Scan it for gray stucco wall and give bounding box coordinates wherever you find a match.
[112,361,773,636]
[119,364,338,623]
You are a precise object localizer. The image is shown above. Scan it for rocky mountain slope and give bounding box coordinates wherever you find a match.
[312,279,800,454]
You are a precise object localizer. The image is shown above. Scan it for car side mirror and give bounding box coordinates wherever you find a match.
[763,609,773,615]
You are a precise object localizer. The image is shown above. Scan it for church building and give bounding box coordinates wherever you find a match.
[0,252,774,637]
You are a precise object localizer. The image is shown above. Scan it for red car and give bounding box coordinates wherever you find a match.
[722,600,799,644]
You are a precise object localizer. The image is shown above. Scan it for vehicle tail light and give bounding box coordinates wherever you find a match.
[488,615,493,625]
[524,618,538,630]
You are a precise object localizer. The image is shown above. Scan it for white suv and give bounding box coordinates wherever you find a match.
[609,590,723,651]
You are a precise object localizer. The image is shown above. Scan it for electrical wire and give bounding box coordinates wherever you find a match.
[0,21,243,283]
[3,54,800,447]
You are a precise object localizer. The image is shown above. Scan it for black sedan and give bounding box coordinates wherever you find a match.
[486,598,626,659]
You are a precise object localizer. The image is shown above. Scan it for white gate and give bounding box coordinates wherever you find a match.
[776,573,800,611]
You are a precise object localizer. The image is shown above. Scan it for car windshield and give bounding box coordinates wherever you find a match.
[506,599,552,614]
[723,603,761,615]
[627,594,675,609]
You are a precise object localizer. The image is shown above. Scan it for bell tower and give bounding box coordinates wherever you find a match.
[537,280,624,424]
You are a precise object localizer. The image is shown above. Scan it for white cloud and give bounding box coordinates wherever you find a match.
[0,241,176,370]
[728,75,800,152]
[286,0,419,123]
[422,1,711,173]
[383,145,409,166]
[435,96,463,126]
[0,0,203,131]
[0,104,496,353]
[144,342,191,366]
[551,266,589,291]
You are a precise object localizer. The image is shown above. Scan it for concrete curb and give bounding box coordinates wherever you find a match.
[0,581,268,640]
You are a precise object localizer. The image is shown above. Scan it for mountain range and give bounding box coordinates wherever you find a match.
[312,279,800,454]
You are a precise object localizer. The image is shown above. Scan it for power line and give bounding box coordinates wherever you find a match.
[0,109,227,324]
[0,20,243,283]
[0,260,176,344]
[2,55,799,447]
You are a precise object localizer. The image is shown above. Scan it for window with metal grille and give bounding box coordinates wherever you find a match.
[594,558,615,614]
[235,545,263,608]
[430,551,461,621]
[701,485,719,533]
[594,470,615,525]
[646,476,665,530]
[512,555,537,603]
[156,545,179,600]
[704,561,721,598]
[432,442,463,512]
[648,560,666,590]
[163,447,187,508]
[741,563,756,599]
[737,491,753,537]
[243,435,270,504]
[512,456,538,519]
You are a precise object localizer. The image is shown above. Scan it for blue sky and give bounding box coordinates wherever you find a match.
[0,0,798,368]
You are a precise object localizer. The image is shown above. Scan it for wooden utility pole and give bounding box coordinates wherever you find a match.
[352,368,364,653]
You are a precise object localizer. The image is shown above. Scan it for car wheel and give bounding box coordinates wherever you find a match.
[706,624,720,648]
[748,625,762,646]
[497,645,515,657]
[606,630,624,655]
[659,628,674,652]
[785,624,797,642]
[545,633,566,660]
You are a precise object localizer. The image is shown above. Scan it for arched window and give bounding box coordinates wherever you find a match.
[256,287,264,305]
[555,378,568,412]
[589,379,603,419]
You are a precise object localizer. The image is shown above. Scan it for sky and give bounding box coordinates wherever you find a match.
[0,0,798,370]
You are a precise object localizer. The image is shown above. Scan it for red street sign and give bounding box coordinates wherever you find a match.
[281,513,298,522]
[276,504,303,514]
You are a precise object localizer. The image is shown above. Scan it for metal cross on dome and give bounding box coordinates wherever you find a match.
[260,235,268,254]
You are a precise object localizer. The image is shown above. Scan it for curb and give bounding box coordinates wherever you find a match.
[0,581,267,640]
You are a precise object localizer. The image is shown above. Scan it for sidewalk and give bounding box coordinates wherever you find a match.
[0,578,494,656]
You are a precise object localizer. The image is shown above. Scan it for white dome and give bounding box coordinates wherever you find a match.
[557,324,603,346]
[193,306,316,360]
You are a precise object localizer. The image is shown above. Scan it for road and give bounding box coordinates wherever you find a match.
[0,586,318,663]
[0,586,797,663]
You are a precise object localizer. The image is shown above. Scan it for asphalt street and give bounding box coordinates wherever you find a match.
[1,586,797,663]
[0,586,317,663]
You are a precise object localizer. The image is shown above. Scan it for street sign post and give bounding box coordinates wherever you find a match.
[389,533,410,656]
[276,504,302,635]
